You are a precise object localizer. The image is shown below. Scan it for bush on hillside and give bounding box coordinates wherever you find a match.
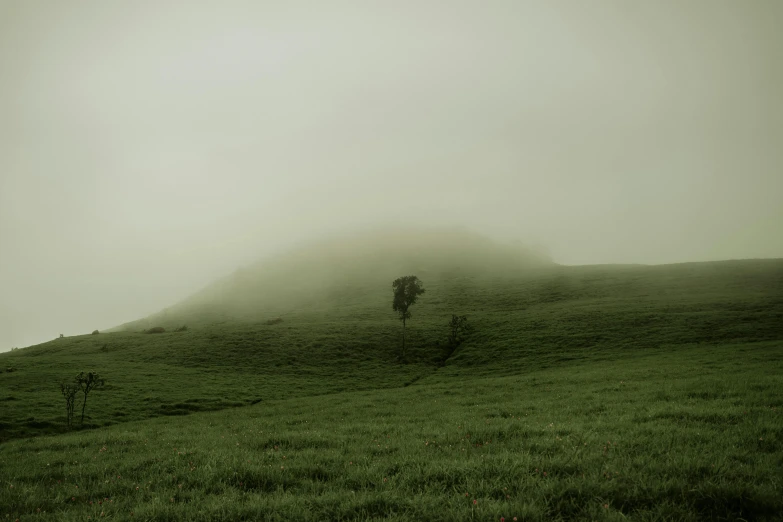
[174,325,188,332]
[92,330,99,335]
[447,314,472,348]
[145,327,166,334]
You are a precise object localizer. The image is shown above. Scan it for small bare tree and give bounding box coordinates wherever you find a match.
[447,314,472,347]
[75,372,105,425]
[59,382,78,428]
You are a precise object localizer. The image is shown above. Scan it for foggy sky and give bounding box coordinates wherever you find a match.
[1,0,782,351]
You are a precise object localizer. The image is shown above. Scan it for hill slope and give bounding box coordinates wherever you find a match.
[1,229,782,442]
[2,341,782,520]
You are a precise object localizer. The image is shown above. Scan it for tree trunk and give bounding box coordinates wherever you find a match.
[81,394,88,424]
[402,318,406,360]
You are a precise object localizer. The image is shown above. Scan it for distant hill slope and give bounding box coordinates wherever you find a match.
[113,227,552,331]
[1,228,782,442]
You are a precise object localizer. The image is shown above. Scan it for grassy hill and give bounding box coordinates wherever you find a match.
[1,229,781,443]
[1,229,783,519]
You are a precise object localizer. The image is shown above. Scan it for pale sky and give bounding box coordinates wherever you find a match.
[1,0,782,350]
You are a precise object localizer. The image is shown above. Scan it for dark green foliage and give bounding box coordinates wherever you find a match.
[392,275,425,359]
[391,275,425,323]
[91,330,99,335]
[59,382,78,428]
[145,327,165,334]
[74,372,105,425]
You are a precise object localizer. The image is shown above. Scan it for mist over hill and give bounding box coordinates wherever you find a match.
[114,227,552,330]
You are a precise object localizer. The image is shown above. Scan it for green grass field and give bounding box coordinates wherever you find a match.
[1,236,782,520]
[1,342,781,521]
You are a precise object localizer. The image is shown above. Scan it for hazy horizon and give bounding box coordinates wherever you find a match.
[2,0,782,351]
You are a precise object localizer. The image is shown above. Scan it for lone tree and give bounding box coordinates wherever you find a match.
[59,382,78,428]
[75,372,105,425]
[392,275,425,359]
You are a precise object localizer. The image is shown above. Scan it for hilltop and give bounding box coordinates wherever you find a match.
[114,226,552,330]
